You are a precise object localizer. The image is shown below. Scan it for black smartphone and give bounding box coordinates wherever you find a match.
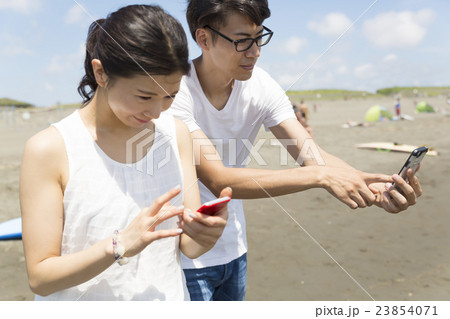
[393,146,428,189]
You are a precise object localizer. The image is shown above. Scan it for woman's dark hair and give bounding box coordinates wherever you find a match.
[78,5,190,103]
[186,0,271,43]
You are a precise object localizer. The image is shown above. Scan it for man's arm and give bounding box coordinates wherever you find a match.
[269,118,422,212]
[270,118,353,168]
[191,129,392,209]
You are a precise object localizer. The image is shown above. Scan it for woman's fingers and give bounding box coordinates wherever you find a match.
[148,205,184,231]
[150,228,183,241]
[147,185,182,217]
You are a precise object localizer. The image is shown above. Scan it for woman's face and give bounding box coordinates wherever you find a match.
[105,72,182,128]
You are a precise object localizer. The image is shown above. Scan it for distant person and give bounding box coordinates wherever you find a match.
[298,100,309,121]
[395,97,401,117]
[343,120,370,128]
[20,5,229,301]
[293,102,313,137]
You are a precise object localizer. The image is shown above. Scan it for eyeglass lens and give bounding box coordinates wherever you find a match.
[236,34,271,51]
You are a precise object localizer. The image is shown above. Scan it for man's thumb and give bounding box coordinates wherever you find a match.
[364,173,393,184]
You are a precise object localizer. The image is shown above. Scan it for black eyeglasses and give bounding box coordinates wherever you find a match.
[205,25,273,52]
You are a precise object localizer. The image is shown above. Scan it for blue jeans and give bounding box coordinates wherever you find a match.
[183,253,247,301]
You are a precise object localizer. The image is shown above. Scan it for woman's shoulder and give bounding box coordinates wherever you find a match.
[173,117,190,138]
[157,113,188,132]
[173,117,191,147]
[24,126,66,163]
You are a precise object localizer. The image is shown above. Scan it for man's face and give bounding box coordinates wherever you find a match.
[207,13,265,81]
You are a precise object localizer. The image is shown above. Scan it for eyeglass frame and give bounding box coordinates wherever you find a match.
[204,25,274,52]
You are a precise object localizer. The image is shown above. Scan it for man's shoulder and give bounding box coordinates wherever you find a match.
[251,65,272,80]
[180,60,197,84]
[244,66,278,89]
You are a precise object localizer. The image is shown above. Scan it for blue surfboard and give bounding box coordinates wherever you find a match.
[0,217,22,240]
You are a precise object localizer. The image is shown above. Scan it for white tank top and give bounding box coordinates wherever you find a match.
[36,110,189,301]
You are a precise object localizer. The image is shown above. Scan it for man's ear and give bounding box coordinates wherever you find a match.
[196,28,210,51]
[91,59,109,88]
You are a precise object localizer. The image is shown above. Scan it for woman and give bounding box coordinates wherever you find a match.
[20,5,229,301]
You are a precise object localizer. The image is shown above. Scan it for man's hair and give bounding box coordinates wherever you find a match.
[186,0,271,43]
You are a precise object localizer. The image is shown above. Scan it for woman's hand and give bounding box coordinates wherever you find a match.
[120,186,185,257]
[179,187,230,254]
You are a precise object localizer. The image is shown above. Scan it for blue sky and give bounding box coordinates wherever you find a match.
[1,0,449,106]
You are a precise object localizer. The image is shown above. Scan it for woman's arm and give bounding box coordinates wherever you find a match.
[21,127,184,296]
[174,119,228,259]
[20,127,117,296]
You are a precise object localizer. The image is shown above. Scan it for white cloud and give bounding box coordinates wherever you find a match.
[0,0,41,14]
[335,65,348,75]
[382,54,398,62]
[0,35,34,56]
[1,44,34,56]
[44,83,54,92]
[354,63,377,79]
[45,44,85,73]
[362,9,435,48]
[65,5,87,25]
[311,71,335,87]
[283,36,308,55]
[277,73,300,88]
[307,13,353,37]
[46,56,67,73]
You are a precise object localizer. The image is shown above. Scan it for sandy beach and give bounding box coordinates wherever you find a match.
[1,96,449,301]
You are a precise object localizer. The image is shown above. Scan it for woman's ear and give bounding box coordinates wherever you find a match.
[91,59,109,88]
[196,28,210,52]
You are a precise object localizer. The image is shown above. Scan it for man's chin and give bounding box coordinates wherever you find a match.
[235,71,254,82]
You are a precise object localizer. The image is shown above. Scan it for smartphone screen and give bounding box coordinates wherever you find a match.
[393,146,428,194]
[397,146,428,183]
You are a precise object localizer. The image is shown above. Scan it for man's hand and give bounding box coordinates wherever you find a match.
[180,187,231,248]
[320,166,394,209]
[369,168,422,213]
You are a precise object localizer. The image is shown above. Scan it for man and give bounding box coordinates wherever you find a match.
[168,0,422,301]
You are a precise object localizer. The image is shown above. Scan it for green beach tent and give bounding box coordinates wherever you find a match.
[364,105,393,122]
[415,101,435,113]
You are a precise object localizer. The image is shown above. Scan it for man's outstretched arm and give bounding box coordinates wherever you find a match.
[269,118,422,212]
[191,128,393,209]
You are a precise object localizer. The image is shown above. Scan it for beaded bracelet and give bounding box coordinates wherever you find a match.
[112,230,129,266]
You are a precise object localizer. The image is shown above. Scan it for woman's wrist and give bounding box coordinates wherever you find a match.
[105,235,115,260]
[112,230,129,265]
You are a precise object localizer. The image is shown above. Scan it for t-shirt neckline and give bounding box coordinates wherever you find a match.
[190,61,240,115]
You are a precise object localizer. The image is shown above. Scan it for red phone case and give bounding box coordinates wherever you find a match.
[197,197,231,216]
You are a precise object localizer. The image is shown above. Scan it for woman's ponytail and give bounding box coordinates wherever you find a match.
[77,19,105,104]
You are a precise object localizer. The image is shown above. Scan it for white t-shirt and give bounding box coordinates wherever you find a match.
[167,61,295,269]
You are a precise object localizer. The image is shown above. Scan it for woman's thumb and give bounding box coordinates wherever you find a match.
[219,187,232,199]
